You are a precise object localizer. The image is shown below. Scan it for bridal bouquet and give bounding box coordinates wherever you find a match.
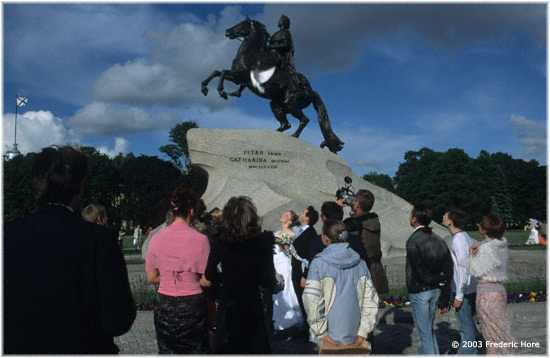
[275,232,294,245]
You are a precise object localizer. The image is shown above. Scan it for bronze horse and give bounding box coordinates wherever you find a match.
[201,18,344,153]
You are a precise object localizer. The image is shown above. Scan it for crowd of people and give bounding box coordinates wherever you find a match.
[143,186,521,355]
[3,144,523,355]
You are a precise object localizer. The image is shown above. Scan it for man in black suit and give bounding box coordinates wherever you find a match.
[4,145,136,354]
[290,206,323,325]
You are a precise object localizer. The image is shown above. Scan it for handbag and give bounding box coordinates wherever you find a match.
[319,340,371,355]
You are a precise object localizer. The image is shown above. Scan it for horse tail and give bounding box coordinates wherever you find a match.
[312,91,344,153]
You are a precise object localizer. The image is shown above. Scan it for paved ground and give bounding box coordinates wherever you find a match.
[119,249,547,355]
[115,301,546,355]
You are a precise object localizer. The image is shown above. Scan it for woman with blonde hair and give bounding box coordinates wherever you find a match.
[145,187,210,354]
[203,196,278,353]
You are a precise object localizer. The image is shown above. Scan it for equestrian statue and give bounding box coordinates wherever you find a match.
[201,15,344,154]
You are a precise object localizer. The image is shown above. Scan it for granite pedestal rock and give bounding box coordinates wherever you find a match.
[187,128,448,258]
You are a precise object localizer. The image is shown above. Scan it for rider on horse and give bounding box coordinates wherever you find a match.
[201,15,344,154]
[268,15,301,106]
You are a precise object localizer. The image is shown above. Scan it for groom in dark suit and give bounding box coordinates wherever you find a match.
[291,206,323,327]
[4,145,136,354]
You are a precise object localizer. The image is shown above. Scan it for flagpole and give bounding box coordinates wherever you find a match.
[14,94,19,153]
[5,95,26,159]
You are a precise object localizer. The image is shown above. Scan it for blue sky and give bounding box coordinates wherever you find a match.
[2,2,547,176]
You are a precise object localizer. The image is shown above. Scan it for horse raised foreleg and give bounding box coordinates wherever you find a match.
[217,70,229,100]
[201,70,221,96]
[270,101,291,132]
[289,109,309,138]
[228,84,246,98]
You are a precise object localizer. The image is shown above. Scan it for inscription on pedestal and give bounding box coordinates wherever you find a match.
[229,149,290,169]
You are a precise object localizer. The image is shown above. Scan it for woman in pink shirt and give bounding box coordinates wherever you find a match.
[145,187,211,353]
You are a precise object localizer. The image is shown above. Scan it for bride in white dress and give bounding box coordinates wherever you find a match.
[273,211,304,332]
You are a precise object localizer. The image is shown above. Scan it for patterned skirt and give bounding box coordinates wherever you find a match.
[153,293,209,354]
[476,285,519,354]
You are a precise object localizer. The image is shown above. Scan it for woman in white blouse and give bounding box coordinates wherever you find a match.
[469,213,518,355]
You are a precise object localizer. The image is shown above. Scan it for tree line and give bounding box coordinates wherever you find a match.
[363,147,546,227]
[4,121,204,230]
[3,121,546,231]
[3,147,208,230]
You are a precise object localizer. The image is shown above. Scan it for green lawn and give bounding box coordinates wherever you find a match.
[120,234,143,250]
[467,229,546,249]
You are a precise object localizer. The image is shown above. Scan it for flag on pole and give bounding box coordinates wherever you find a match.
[16,96,27,107]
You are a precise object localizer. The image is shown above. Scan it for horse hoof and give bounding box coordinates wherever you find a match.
[220,92,228,100]
[329,141,344,153]
[276,123,291,132]
[201,87,208,96]
[320,139,343,153]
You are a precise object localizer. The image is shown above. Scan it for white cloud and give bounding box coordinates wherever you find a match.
[3,4,153,106]
[97,137,131,158]
[2,110,80,154]
[92,60,185,107]
[509,114,546,156]
[66,102,180,136]
[510,113,539,130]
[517,134,546,156]
[92,7,243,109]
